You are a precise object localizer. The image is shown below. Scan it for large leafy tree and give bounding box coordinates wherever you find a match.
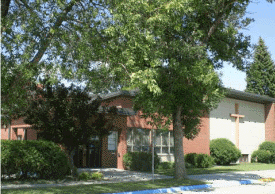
[245,37,275,97]
[23,80,118,171]
[1,0,111,123]
[101,0,257,178]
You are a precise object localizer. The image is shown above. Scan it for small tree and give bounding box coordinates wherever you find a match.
[246,37,275,98]
[24,80,118,174]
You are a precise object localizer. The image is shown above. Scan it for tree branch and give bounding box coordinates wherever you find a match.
[29,0,80,68]
[202,0,237,45]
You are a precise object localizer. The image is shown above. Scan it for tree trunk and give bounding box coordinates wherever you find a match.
[173,106,187,179]
[64,147,77,177]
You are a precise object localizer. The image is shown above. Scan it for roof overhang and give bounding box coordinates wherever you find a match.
[226,89,275,104]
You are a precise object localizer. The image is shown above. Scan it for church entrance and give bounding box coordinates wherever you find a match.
[73,136,102,168]
[86,139,101,168]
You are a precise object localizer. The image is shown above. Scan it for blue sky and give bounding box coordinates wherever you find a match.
[217,1,275,91]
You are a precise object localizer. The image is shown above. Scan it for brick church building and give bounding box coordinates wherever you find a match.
[1,89,275,169]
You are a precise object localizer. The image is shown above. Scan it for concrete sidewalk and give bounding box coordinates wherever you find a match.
[1,168,173,190]
[2,169,275,193]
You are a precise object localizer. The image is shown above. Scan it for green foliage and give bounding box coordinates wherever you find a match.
[259,141,275,154]
[246,37,275,98]
[1,0,111,121]
[251,150,272,163]
[185,153,198,167]
[185,153,214,168]
[78,172,92,181]
[123,152,160,172]
[91,172,104,180]
[106,0,252,179]
[258,141,275,163]
[1,140,70,180]
[23,81,118,167]
[210,138,242,165]
[196,154,215,168]
[158,162,175,170]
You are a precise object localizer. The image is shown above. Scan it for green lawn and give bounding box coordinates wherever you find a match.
[1,178,205,194]
[2,163,275,194]
[156,163,275,176]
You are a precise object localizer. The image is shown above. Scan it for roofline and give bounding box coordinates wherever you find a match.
[100,89,139,100]
[100,88,275,104]
[226,88,275,104]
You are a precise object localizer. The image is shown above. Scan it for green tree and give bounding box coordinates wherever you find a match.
[1,0,111,123]
[102,0,255,178]
[23,80,118,174]
[245,37,275,97]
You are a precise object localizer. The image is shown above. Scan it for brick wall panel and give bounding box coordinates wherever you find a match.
[265,103,275,142]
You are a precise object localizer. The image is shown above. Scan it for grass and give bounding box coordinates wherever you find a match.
[2,163,275,194]
[156,163,275,176]
[1,178,206,194]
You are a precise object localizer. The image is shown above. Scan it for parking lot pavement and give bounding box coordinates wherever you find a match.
[176,182,275,194]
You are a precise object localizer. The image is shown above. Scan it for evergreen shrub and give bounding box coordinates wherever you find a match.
[210,138,242,165]
[258,141,275,163]
[195,154,215,168]
[251,150,272,163]
[185,153,197,166]
[185,153,214,168]
[1,140,70,180]
[123,152,160,172]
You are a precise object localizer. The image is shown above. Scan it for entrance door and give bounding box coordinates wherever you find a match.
[87,140,101,168]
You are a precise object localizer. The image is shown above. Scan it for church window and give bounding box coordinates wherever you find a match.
[155,131,174,154]
[127,128,174,154]
[127,128,150,152]
[108,131,118,151]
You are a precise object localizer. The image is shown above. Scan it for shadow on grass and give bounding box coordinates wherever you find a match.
[156,163,275,177]
[1,178,206,194]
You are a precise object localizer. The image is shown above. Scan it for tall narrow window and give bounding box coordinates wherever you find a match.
[108,131,118,151]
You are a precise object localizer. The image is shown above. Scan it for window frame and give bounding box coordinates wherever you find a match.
[127,128,174,155]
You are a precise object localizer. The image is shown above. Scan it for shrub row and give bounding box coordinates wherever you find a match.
[185,153,214,168]
[251,141,275,163]
[210,138,242,165]
[123,152,160,172]
[1,140,70,179]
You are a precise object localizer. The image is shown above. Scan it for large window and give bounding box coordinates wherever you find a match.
[154,131,174,154]
[127,128,150,152]
[127,128,174,154]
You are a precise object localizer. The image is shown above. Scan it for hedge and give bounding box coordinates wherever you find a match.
[1,140,70,179]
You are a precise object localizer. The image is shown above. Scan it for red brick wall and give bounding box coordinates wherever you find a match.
[101,134,117,168]
[100,115,128,169]
[183,114,210,155]
[1,127,9,139]
[127,111,173,130]
[265,103,275,142]
[117,116,128,169]
[1,117,36,140]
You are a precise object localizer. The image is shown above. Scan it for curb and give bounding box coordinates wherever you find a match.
[104,179,262,194]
